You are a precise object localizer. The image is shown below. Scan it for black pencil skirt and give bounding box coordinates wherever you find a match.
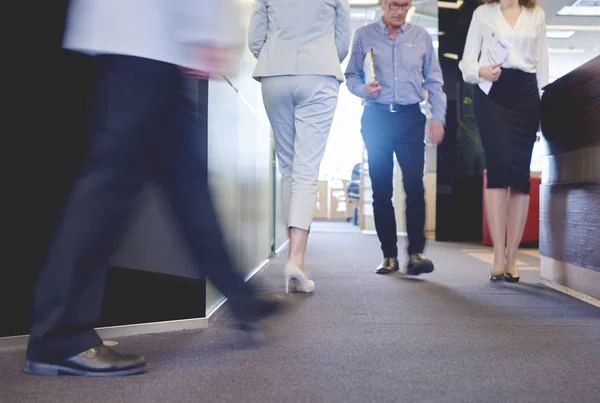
[473,68,541,194]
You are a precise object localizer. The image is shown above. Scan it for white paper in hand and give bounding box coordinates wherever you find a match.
[480,31,510,95]
[486,31,510,65]
[363,49,376,84]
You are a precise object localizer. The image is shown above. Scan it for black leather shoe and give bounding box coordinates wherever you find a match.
[376,257,400,274]
[234,293,290,341]
[406,253,434,275]
[24,344,146,377]
[505,272,520,283]
[252,293,290,320]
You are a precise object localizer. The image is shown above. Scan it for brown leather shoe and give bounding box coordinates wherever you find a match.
[376,257,400,274]
[24,344,146,377]
[406,253,434,275]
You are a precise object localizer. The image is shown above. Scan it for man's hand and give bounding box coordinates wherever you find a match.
[180,44,242,79]
[427,121,445,145]
[478,63,502,82]
[365,81,382,99]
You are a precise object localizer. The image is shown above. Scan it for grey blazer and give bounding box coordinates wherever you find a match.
[248,0,351,82]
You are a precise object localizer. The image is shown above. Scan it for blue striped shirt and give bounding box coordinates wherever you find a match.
[345,19,446,125]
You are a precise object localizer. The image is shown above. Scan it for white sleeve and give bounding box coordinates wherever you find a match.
[248,0,268,59]
[171,0,245,47]
[535,9,550,94]
[335,0,352,63]
[458,9,484,84]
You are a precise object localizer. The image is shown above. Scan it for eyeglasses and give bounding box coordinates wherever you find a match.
[388,2,411,11]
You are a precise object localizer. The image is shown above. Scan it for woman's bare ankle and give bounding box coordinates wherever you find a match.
[491,263,505,276]
[288,257,305,272]
[505,251,519,275]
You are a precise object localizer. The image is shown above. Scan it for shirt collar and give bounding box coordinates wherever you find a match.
[377,17,409,35]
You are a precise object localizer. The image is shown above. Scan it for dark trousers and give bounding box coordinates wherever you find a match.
[361,104,427,258]
[27,55,256,362]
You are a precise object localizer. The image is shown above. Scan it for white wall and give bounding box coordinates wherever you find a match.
[205,46,277,314]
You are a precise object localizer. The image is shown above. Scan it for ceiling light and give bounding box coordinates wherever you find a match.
[548,48,586,53]
[426,28,445,36]
[348,0,379,6]
[438,1,464,10]
[406,5,417,22]
[546,25,600,32]
[351,10,377,20]
[443,53,459,60]
[557,6,600,16]
[557,0,600,16]
[547,30,576,39]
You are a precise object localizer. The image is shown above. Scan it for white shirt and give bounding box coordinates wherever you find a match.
[458,4,549,95]
[63,0,245,70]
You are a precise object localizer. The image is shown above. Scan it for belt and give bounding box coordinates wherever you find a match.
[366,102,419,113]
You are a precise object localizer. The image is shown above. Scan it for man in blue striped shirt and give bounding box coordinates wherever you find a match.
[345,0,446,276]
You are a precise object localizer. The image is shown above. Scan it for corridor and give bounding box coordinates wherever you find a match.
[1,229,599,402]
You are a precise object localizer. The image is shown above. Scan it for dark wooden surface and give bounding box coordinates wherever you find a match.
[539,55,600,276]
[540,183,600,272]
[541,56,600,155]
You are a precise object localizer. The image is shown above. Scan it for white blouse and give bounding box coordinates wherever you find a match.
[458,3,549,95]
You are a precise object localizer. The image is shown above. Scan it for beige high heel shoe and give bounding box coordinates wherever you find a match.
[284,261,315,293]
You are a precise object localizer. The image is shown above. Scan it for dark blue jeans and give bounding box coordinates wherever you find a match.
[361,104,427,258]
[27,55,255,362]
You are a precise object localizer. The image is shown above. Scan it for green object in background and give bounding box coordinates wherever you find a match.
[458,96,483,151]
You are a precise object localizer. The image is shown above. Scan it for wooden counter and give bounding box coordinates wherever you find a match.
[539,56,600,306]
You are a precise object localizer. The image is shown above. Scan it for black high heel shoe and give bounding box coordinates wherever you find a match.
[489,272,505,281]
[504,271,520,283]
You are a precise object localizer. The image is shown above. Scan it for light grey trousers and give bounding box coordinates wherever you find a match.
[262,75,340,231]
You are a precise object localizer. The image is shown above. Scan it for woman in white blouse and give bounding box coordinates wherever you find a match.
[459,0,549,283]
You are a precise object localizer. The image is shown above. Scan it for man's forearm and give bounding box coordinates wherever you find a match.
[346,76,366,99]
[427,86,447,125]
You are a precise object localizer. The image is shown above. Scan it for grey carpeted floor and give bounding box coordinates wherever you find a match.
[1,230,599,403]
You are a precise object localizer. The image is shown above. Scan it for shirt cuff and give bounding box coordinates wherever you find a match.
[352,83,366,99]
[431,115,446,126]
[465,64,482,85]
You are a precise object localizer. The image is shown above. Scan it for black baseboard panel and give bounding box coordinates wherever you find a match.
[0,267,206,338]
[98,267,206,328]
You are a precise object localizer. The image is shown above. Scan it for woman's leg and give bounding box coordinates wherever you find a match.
[504,113,536,278]
[287,76,340,272]
[485,188,508,276]
[289,228,309,271]
[261,77,295,237]
[506,188,529,276]
[474,87,510,278]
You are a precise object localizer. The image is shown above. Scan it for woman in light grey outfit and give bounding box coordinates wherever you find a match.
[249,0,351,293]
